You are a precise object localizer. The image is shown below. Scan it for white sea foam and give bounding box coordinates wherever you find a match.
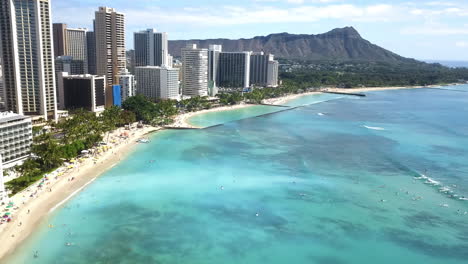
[414,173,467,201]
[49,177,98,213]
[363,125,386,131]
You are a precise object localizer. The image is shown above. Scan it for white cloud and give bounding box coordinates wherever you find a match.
[402,25,468,35]
[455,41,468,47]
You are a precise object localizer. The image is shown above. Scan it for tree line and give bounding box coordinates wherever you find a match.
[279,60,468,88]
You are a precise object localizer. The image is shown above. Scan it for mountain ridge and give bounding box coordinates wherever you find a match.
[168,27,417,63]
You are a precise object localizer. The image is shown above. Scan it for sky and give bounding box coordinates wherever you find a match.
[51,0,468,61]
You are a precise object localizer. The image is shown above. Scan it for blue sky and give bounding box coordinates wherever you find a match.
[52,0,468,60]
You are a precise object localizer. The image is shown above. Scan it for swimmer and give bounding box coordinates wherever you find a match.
[220,186,224,190]
[255,213,260,217]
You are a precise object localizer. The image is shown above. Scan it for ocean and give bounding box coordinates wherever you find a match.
[5,86,468,264]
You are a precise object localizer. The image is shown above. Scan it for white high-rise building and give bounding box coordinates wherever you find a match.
[181,44,208,97]
[134,29,169,67]
[117,69,136,102]
[0,0,57,121]
[95,6,126,105]
[135,66,179,100]
[0,112,33,168]
[208,45,222,96]
[267,60,279,87]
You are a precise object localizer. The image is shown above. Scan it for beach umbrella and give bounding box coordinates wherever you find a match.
[6,206,12,208]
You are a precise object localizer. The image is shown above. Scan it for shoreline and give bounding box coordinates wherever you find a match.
[0,83,456,261]
[172,84,441,128]
[0,125,159,261]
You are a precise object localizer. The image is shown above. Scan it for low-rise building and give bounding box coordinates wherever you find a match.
[135,66,180,100]
[0,112,33,169]
[57,73,106,113]
[117,69,136,102]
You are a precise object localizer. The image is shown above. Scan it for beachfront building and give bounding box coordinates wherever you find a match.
[135,66,180,100]
[95,7,126,106]
[0,60,5,111]
[0,112,33,169]
[57,73,106,113]
[250,52,279,87]
[181,44,208,97]
[267,60,279,87]
[217,52,251,89]
[208,45,222,96]
[134,29,169,67]
[0,154,4,201]
[0,0,57,121]
[117,69,136,102]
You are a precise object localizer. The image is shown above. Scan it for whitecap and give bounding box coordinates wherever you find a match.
[363,125,386,131]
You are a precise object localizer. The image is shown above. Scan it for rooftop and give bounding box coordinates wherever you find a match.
[0,112,30,124]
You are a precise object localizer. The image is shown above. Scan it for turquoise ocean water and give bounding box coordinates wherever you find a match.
[5,86,468,264]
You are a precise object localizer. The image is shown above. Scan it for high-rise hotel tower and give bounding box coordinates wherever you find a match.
[181,44,208,97]
[134,29,169,67]
[0,0,57,121]
[95,7,126,105]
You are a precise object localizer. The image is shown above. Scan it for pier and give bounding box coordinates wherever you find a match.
[323,91,366,97]
[259,103,290,108]
[164,126,199,130]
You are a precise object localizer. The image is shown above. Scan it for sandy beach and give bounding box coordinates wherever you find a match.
[0,83,451,261]
[171,103,254,129]
[0,125,158,261]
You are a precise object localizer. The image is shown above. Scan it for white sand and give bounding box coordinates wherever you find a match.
[0,125,158,260]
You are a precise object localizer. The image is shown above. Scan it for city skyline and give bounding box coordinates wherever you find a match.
[50,0,468,61]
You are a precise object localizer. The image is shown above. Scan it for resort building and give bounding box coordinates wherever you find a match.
[117,69,136,102]
[267,60,279,87]
[250,52,279,87]
[208,45,222,96]
[0,60,5,111]
[134,29,169,67]
[181,44,208,97]
[217,52,251,89]
[0,154,5,201]
[135,66,180,100]
[57,73,106,113]
[0,112,33,169]
[95,6,126,106]
[0,0,57,121]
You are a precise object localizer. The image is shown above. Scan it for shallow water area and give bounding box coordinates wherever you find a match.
[6,87,468,264]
